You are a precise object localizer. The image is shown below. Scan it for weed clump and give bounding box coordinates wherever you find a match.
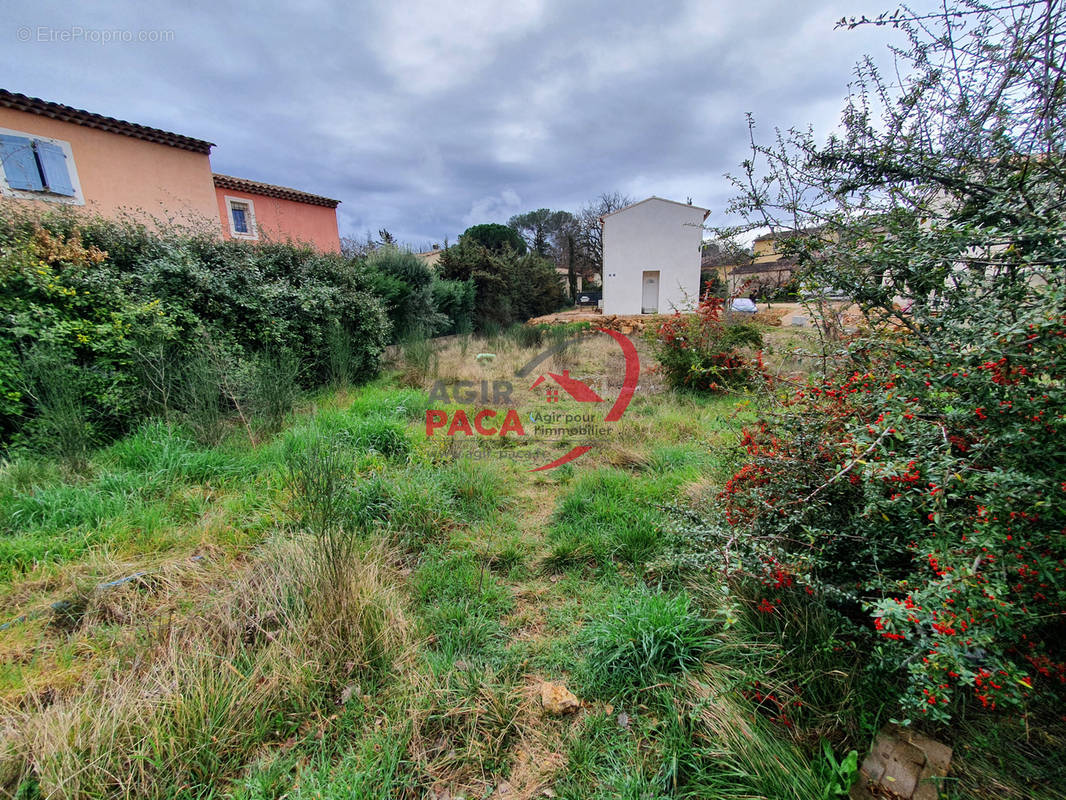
[581,590,712,696]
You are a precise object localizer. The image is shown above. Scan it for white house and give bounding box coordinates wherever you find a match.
[600,196,709,315]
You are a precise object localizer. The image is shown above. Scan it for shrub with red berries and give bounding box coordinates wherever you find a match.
[719,297,1066,722]
[650,294,766,393]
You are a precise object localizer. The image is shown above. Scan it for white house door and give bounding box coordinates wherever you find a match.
[641,271,660,314]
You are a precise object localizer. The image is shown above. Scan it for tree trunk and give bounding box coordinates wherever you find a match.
[566,232,577,301]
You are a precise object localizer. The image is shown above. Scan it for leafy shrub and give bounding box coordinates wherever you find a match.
[718,291,1066,722]
[509,253,568,322]
[0,208,392,448]
[364,246,445,341]
[715,0,1066,724]
[431,278,475,335]
[436,237,566,331]
[651,297,764,393]
[0,220,163,443]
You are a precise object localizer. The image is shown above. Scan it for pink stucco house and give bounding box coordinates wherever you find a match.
[213,174,340,253]
[0,89,341,253]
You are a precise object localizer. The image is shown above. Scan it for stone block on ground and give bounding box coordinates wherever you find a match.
[849,724,952,800]
[539,681,582,715]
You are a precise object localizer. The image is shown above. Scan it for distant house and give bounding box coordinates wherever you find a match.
[700,242,747,291]
[727,227,828,297]
[600,196,709,315]
[214,174,340,253]
[414,245,443,268]
[554,266,585,294]
[0,90,341,253]
[728,259,797,297]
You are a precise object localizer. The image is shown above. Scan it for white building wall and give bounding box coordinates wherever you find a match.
[601,197,707,315]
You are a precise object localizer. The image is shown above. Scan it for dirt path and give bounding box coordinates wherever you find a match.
[495,479,579,799]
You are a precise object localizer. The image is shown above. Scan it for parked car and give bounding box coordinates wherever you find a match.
[730,298,758,313]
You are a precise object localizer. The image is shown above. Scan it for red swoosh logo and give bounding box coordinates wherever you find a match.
[530,445,592,472]
[600,328,640,422]
[527,328,640,471]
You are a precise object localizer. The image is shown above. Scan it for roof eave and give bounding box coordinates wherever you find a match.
[0,89,214,154]
[212,173,340,208]
[600,196,712,220]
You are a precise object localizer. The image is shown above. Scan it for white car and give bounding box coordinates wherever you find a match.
[730,298,758,313]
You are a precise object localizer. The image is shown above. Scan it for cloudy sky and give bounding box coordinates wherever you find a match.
[3,0,927,248]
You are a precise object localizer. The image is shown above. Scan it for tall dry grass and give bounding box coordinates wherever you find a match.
[0,538,409,799]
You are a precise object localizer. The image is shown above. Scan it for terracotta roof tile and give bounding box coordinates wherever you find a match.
[0,89,213,153]
[753,224,828,242]
[213,174,340,208]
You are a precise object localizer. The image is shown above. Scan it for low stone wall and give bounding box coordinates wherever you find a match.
[527,309,786,332]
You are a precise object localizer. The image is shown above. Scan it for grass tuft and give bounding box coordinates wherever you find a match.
[581,589,712,696]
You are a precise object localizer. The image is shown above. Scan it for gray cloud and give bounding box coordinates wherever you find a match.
[2,0,928,248]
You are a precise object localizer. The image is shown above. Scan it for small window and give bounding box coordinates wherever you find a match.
[231,203,249,233]
[0,129,82,204]
[225,196,258,240]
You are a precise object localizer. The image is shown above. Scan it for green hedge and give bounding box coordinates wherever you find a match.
[0,208,391,448]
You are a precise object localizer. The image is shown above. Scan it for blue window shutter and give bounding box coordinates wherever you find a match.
[231,206,248,233]
[35,141,75,196]
[0,134,44,191]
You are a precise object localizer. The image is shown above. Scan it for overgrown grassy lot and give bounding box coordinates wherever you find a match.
[0,328,1060,799]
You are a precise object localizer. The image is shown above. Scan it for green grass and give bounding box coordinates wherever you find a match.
[347,456,511,551]
[0,469,212,577]
[412,547,513,663]
[545,465,696,568]
[579,589,713,697]
[102,420,260,483]
[240,723,415,800]
[280,409,410,461]
[0,420,277,577]
[554,687,827,799]
[553,711,658,798]
[343,382,433,421]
